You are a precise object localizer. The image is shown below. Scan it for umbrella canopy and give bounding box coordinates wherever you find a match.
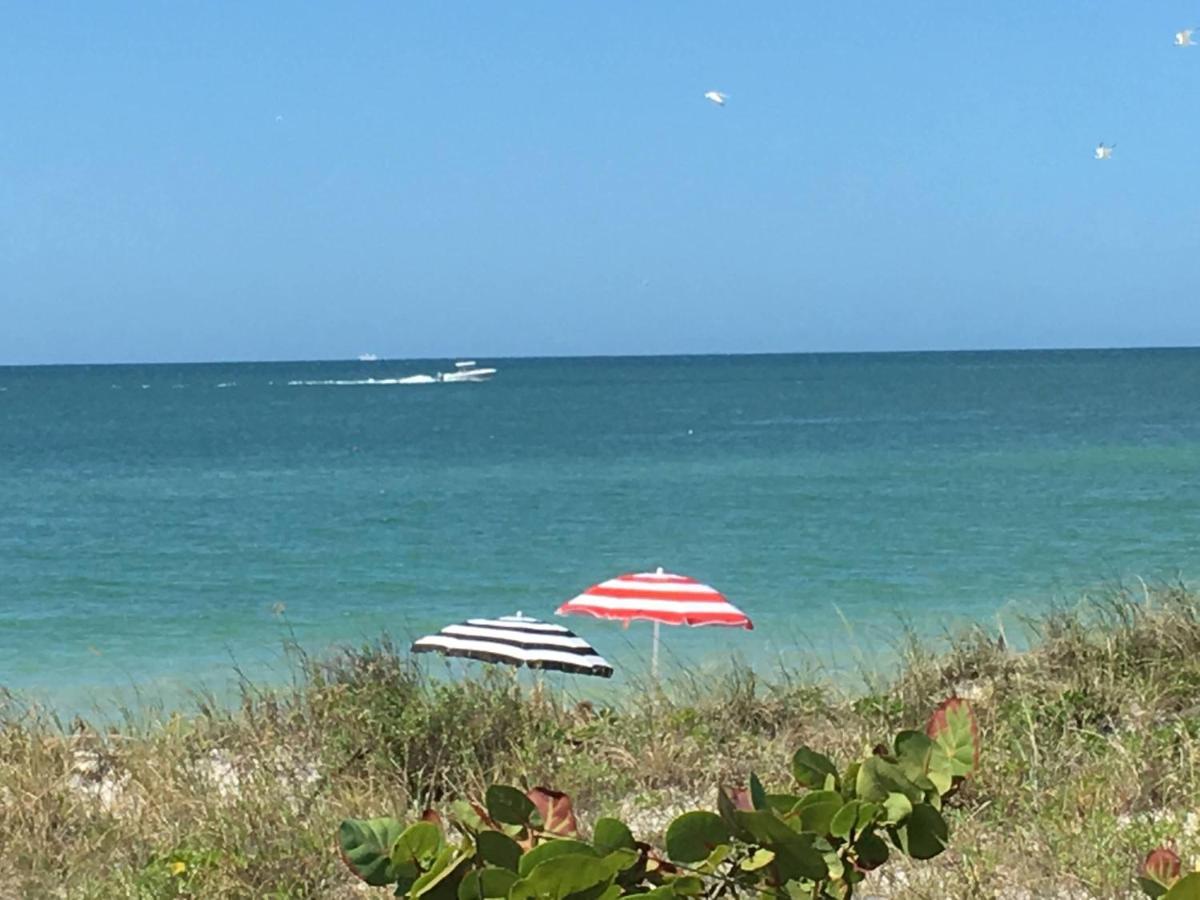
[411,613,613,678]
[556,568,752,677]
[556,569,753,629]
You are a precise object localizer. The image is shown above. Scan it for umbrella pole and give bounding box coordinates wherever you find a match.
[651,621,660,679]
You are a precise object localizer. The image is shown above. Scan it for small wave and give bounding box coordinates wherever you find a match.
[140,384,150,390]
[216,382,236,388]
[288,376,435,386]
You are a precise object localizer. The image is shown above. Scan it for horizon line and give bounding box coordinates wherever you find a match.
[2,342,1199,369]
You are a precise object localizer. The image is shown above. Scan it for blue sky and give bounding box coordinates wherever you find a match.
[2,3,1198,364]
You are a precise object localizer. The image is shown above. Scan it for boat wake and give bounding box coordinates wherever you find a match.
[287,376,436,386]
[289,362,494,387]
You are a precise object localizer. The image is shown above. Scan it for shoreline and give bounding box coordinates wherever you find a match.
[0,577,1176,725]
[1,576,1169,723]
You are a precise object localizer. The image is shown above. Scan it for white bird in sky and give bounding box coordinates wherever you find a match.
[1175,27,1197,46]
[1095,142,1115,160]
[703,91,727,106]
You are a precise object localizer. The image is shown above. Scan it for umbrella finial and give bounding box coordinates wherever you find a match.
[656,566,664,575]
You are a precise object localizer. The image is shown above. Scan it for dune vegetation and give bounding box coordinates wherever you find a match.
[3,582,1200,899]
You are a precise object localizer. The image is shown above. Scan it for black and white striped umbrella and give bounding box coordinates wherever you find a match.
[411,613,613,678]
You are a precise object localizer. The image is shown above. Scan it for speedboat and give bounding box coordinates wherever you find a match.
[437,361,497,383]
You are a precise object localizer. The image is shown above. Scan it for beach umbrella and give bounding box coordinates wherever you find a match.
[556,568,752,677]
[411,613,613,678]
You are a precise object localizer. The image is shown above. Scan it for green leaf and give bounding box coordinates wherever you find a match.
[592,818,635,854]
[485,785,537,827]
[451,801,491,832]
[881,792,913,825]
[926,697,980,779]
[508,854,617,900]
[792,747,840,791]
[670,875,705,896]
[476,830,522,872]
[842,761,861,797]
[791,790,843,835]
[766,794,804,816]
[894,730,954,797]
[749,772,769,810]
[830,801,860,839]
[458,867,519,900]
[337,817,405,886]
[392,821,445,873]
[601,849,640,873]
[829,801,881,840]
[734,811,828,882]
[694,843,732,875]
[1165,874,1200,899]
[891,803,948,860]
[716,786,738,825]
[665,812,731,863]
[855,757,923,805]
[621,889,676,900]
[823,851,845,881]
[853,830,889,871]
[519,839,597,876]
[735,809,802,844]
[412,848,470,900]
[740,848,776,871]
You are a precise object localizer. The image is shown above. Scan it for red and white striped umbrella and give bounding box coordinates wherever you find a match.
[556,567,752,675]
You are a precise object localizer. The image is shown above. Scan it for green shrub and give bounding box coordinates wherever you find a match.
[338,697,980,899]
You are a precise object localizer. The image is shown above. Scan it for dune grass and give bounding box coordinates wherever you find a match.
[3,582,1200,898]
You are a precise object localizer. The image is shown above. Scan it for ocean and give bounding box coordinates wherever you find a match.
[2,349,1199,715]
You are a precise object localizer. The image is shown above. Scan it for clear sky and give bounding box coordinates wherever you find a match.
[2,3,1198,364]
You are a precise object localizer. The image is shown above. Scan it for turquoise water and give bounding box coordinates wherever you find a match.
[3,350,1199,714]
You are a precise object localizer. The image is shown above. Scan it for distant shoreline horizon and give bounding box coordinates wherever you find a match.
[3,343,1199,370]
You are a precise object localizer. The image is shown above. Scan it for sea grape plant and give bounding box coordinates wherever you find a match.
[338,697,980,899]
[1139,846,1200,898]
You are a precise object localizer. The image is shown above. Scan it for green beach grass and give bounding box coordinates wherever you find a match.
[3,582,1200,898]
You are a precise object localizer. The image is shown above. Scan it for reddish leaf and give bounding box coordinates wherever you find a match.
[725,785,754,811]
[420,808,443,828]
[527,786,579,837]
[926,697,980,778]
[1142,847,1182,888]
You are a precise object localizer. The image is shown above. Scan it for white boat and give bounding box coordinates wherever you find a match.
[437,360,496,383]
[357,352,379,362]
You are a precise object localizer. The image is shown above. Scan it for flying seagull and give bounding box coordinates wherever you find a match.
[703,91,727,106]
[1094,142,1115,160]
[1175,28,1197,46]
